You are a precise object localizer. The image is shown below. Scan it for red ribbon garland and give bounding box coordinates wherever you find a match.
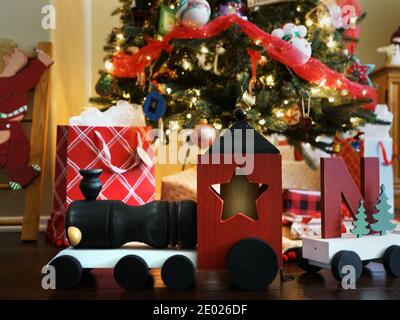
[112,14,378,109]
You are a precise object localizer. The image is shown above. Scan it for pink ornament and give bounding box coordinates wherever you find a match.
[191,119,217,148]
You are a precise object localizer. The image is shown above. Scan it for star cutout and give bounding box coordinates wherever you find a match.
[211,167,268,221]
[347,56,375,86]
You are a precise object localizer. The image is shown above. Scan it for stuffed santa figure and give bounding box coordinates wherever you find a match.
[0,39,53,190]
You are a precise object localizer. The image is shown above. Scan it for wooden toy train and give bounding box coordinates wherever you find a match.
[48,111,400,291]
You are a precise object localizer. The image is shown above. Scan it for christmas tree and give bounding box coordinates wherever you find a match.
[92,0,382,152]
[350,200,369,238]
[370,185,396,236]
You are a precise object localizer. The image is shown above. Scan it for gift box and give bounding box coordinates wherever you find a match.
[161,167,196,202]
[283,189,353,239]
[283,189,321,217]
[47,102,156,246]
[278,145,321,191]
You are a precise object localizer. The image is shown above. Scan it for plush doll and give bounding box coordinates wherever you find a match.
[0,39,53,190]
[271,23,312,65]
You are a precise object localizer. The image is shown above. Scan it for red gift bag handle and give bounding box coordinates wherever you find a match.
[378,141,397,166]
[94,130,153,174]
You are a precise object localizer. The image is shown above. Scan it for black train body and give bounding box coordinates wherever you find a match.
[67,199,197,250]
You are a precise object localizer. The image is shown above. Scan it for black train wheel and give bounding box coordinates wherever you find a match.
[49,255,83,290]
[383,245,400,277]
[161,255,195,290]
[297,248,322,273]
[227,238,278,291]
[331,250,363,282]
[114,255,149,290]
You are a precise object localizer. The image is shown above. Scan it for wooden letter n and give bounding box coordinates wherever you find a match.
[321,157,380,239]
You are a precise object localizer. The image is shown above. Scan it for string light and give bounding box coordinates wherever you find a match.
[311,87,321,95]
[320,15,332,27]
[276,111,285,118]
[115,46,121,51]
[350,16,358,25]
[105,60,113,72]
[259,119,266,125]
[182,59,192,70]
[327,38,336,48]
[200,46,209,53]
[191,97,198,103]
[214,123,222,130]
[341,90,349,96]
[170,4,175,9]
[296,5,302,12]
[319,79,327,87]
[122,92,131,99]
[306,19,313,27]
[187,113,192,119]
[116,33,125,41]
[283,100,289,105]
[265,75,275,87]
[362,89,367,96]
[170,121,180,131]
[255,39,261,45]
[329,97,335,103]
[166,88,172,94]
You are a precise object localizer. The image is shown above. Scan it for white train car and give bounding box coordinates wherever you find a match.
[297,232,400,282]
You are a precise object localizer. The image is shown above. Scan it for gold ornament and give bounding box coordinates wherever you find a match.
[282,104,301,126]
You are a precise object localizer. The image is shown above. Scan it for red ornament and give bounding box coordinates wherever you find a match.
[191,119,217,149]
[55,239,64,248]
[282,104,301,126]
[287,251,297,261]
[299,117,313,131]
[347,62,373,85]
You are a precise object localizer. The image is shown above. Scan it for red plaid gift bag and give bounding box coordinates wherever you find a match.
[335,136,364,189]
[47,126,155,246]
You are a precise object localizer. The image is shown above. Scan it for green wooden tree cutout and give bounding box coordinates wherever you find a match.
[351,200,370,238]
[370,185,396,236]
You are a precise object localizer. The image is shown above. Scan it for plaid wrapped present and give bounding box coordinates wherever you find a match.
[283,189,321,219]
[46,126,156,246]
[283,189,353,239]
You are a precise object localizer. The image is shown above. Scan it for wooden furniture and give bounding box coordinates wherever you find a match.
[370,67,400,210]
[0,42,52,241]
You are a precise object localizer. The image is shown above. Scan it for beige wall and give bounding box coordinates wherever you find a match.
[358,0,400,69]
[0,0,51,52]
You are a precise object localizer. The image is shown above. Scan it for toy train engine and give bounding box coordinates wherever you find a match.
[50,176,198,290]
